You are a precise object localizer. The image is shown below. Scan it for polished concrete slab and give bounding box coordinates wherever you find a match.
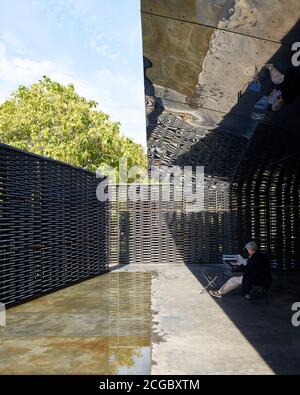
[1,264,299,375]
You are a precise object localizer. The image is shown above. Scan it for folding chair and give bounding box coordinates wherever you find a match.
[200,256,239,295]
[200,268,221,294]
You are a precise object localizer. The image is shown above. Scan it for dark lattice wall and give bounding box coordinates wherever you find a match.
[231,126,300,270]
[109,182,233,265]
[0,144,108,306]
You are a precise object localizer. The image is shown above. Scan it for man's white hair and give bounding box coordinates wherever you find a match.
[245,241,258,251]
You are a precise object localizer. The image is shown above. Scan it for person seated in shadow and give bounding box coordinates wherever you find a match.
[209,242,272,300]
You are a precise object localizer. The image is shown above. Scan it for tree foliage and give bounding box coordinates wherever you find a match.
[0,76,147,174]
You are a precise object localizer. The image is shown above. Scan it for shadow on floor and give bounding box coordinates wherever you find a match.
[188,265,300,375]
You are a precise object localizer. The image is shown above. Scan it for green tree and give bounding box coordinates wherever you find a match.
[0,76,147,175]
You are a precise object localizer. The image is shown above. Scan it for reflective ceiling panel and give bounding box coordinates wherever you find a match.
[141,0,300,45]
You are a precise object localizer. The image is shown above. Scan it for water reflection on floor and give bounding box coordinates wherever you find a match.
[0,272,152,375]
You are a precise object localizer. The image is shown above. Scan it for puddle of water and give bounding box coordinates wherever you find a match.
[0,272,152,375]
[115,347,151,375]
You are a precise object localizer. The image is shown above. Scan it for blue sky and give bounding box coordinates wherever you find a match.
[0,0,146,147]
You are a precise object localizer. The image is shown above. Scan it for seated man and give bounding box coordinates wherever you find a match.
[209,242,272,300]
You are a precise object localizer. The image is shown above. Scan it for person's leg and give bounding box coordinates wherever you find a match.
[241,272,252,296]
[209,276,243,298]
[219,276,243,296]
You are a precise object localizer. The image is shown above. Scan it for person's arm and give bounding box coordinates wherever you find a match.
[237,255,248,266]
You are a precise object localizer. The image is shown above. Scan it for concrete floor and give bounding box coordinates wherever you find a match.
[0,264,299,375]
[115,264,300,375]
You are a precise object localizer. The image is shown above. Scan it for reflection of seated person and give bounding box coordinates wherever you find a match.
[272,66,300,111]
[209,242,272,300]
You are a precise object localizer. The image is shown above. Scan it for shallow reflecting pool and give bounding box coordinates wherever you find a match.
[0,272,152,375]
